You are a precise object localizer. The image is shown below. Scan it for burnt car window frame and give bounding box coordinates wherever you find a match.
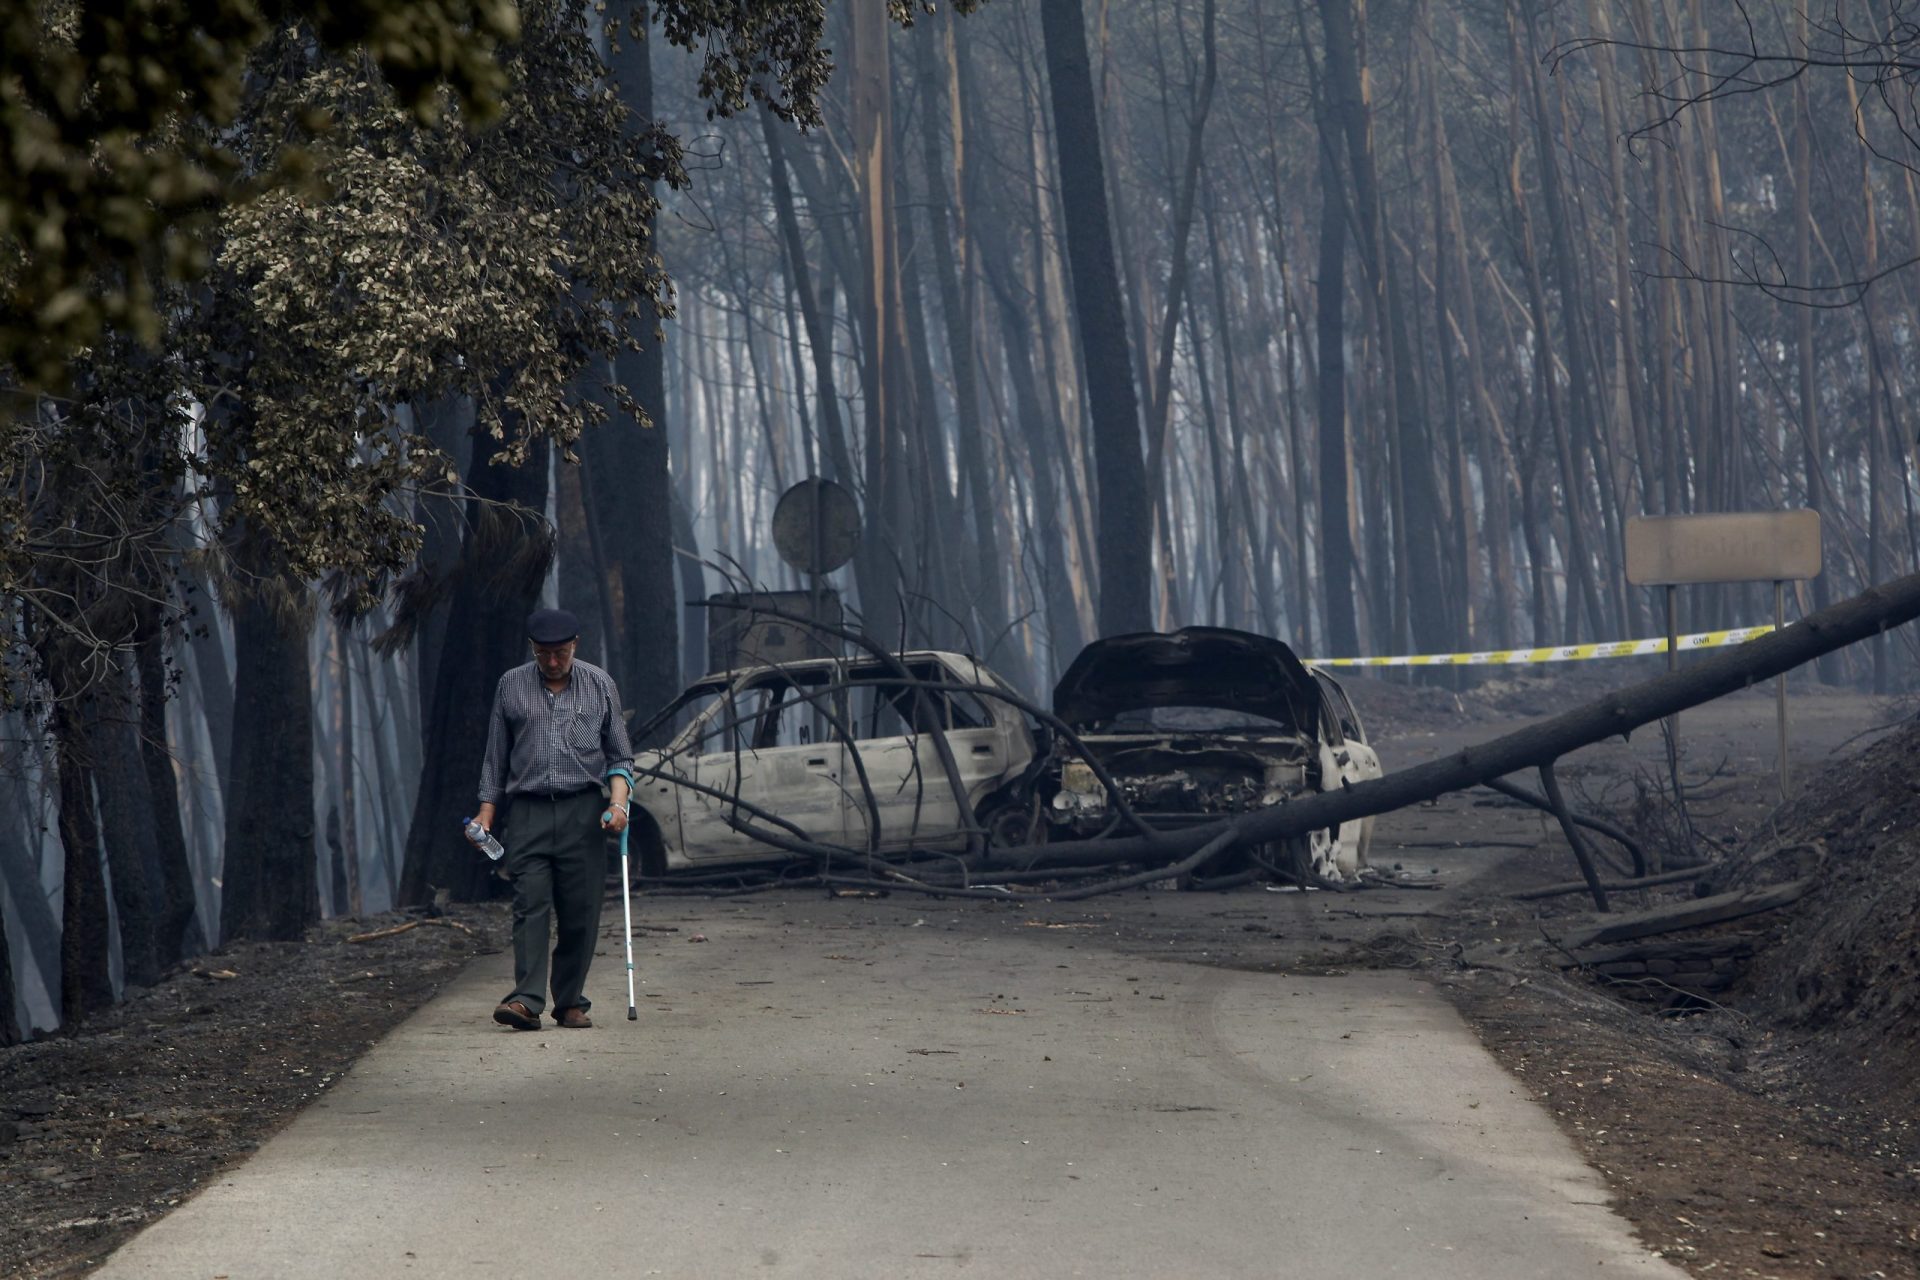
[742,666,844,751]
[673,665,842,757]
[840,659,985,740]
[1311,671,1362,744]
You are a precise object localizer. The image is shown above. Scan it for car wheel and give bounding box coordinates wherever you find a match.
[627,810,669,878]
[1273,829,1337,886]
[982,798,1038,850]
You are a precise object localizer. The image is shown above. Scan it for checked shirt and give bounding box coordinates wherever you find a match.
[477,659,633,804]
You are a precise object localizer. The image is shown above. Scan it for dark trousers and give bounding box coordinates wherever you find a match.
[500,790,606,1014]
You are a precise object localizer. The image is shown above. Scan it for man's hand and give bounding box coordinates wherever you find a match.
[601,776,631,834]
[476,801,498,833]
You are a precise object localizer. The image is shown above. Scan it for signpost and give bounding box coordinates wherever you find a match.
[762,476,862,741]
[1625,510,1823,798]
[705,480,860,674]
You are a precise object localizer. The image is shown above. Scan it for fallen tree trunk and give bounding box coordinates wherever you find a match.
[1550,933,1757,971]
[1510,864,1711,901]
[986,569,1920,871]
[1549,880,1815,952]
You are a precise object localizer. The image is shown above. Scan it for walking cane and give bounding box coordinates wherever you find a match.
[617,821,638,1020]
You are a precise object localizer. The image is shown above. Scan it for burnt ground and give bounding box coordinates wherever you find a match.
[4,668,1919,1278]
[0,909,511,1279]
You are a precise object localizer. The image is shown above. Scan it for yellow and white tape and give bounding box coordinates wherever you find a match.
[1304,625,1776,668]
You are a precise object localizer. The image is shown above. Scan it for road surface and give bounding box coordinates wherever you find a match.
[95,893,1682,1278]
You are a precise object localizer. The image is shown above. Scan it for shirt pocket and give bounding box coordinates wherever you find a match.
[567,705,603,754]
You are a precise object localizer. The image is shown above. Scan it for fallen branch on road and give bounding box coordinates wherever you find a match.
[348,918,475,943]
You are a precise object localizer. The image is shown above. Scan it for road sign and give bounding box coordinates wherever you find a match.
[1624,510,1822,586]
[1624,509,1822,802]
[771,478,861,576]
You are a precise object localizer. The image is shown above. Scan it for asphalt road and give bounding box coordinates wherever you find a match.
[95,895,1683,1279]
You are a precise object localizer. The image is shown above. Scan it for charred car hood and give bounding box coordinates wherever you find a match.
[1052,627,1325,734]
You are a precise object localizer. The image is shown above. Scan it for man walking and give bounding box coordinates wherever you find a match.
[473,608,633,1030]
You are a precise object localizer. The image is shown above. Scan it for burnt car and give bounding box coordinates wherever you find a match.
[1041,628,1382,882]
[624,651,1037,875]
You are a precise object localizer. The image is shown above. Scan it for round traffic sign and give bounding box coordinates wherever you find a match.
[771,477,861,575]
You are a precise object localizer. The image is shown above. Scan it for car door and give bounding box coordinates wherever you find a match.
[928,655,1023,815]
[629,682,733,870]
[682,671,847,864]
[1312,672,1383,874]
[842,659,1002,853]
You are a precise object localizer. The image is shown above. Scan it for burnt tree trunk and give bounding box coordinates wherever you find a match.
[331,624,363,916]
[135,628,201,959]
[0,787,37,1044]
[183,568,235,803]
[1140,0,1218,630]
[399,433,552,905]
[411,396,476,726]
[555,459,611,670]
[846,3,914,647]
[1312,94,1360,657]
[914,10,1009,655]
[982,242,1088,666]
[1039,0,1153,636]
[0,797,59,1017]
[1789,3,1839,682]
[892,133,965,639]
[1517,2,1608,642]
[220,554,318,944]
[50,699,113,1026]
[764,113,857,488]
[590,1,680,737]
[1319,0,1453,654]
[84,666,162,985]
[670,489,707,683]
[0,910,15,1045]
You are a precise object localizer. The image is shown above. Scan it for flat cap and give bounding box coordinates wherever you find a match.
[526,607,580,645]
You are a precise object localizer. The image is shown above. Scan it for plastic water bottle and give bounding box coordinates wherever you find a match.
[462,818,506,861]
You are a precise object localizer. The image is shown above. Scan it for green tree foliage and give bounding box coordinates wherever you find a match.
[0,0,523,389]
[0,0,966,390]
[198,4,678,608]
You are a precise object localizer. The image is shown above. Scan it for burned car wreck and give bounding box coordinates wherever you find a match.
[621,628,1380,890]
[1041,628,1382,883]
[623,650,1036,877]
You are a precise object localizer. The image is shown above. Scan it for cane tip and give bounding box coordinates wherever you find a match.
[627,1008,638,1020]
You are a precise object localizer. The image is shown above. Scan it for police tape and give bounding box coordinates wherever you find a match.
[1302,624,1777,668]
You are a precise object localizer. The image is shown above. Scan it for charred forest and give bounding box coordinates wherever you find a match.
[5,0,1920,1045]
